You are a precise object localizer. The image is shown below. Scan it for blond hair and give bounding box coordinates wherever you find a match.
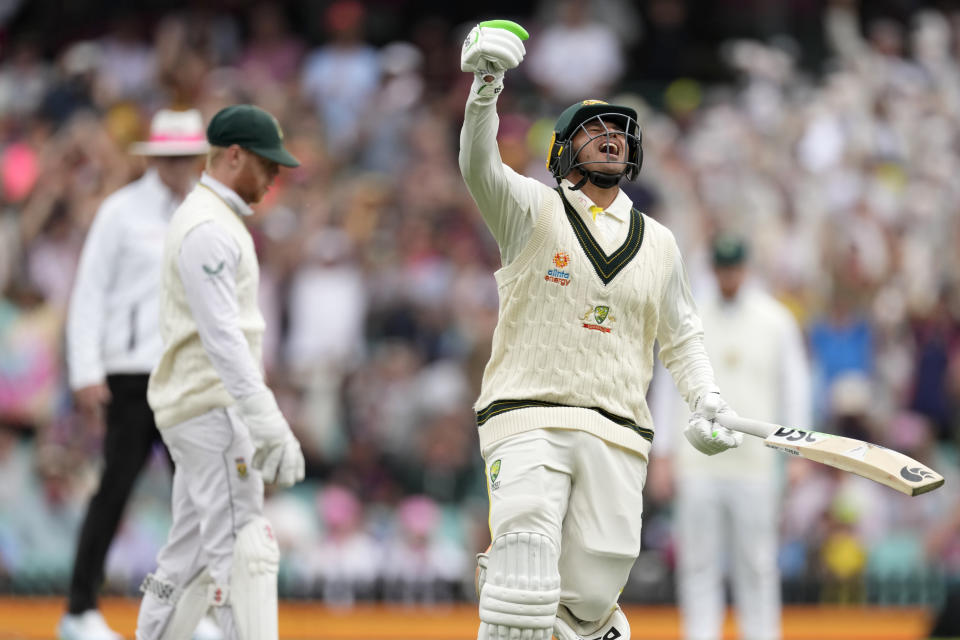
[206,145,228,170]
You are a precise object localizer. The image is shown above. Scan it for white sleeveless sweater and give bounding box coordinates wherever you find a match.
[148,185,265,429]
[475,188,675,460]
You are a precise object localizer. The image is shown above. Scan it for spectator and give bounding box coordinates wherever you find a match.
[526,0,625,104]
[237,3,305,86]
[381,495,467,603]
[808,289,875,419]
[308,486,380,606]
[300,0,380,156]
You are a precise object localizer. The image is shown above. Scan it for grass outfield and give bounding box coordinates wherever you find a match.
[0,598,933,640]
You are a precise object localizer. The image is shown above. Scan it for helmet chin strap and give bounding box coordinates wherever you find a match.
[568,169,624,191]
[586,169,624,188]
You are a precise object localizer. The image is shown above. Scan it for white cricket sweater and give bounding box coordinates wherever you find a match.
[474,189,698,460]
[148,183,265,429]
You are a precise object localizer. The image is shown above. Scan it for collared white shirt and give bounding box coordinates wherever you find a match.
[199,172,254,217]
[67,169,183,389]
[177,175,266,401]
[557,180,633,248]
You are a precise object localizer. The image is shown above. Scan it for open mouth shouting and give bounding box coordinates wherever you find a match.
[598,139,620,156]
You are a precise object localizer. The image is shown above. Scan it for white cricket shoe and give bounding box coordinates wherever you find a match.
[193,614,224,640]
[57,610,123,640]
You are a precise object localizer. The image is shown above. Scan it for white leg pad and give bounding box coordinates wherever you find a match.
[163,570,219,640]
[475,551,489,599]
[228,516,280,640]
[554,604,630,640]
[478,532,560,640]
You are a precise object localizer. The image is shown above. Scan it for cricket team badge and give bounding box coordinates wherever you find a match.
[271,114,284,141]
[203,260,225,277]
[582,304,616,333]
[235,456,248,479]
[544,250,572,286]
[489,459,502,491]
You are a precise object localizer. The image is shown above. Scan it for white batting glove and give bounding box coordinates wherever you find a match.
[684,387,742,456]
[461,19,529,74]
[236,390,306,488]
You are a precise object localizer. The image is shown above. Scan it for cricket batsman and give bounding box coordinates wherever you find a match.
[135,104,305,640]
[459,20,743,639]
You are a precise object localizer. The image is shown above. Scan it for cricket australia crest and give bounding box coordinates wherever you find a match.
[582,304,616,333]
[235,457,248,479]
[489,459,502,490]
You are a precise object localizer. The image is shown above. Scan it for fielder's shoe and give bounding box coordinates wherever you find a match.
[193,614,224,640]
[57,610,123,640]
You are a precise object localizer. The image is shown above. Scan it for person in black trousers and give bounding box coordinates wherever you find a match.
[60,109,217,640]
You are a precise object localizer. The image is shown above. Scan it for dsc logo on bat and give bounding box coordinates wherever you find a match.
[770,427,822,443]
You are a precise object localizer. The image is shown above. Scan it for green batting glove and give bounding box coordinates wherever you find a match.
[461,19,529,74]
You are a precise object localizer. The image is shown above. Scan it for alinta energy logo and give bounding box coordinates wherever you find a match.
[545,250,572,286]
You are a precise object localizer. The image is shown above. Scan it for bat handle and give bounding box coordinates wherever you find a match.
[716,413,778,439]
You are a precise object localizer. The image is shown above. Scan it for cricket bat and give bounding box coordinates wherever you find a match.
[716,414,945,496]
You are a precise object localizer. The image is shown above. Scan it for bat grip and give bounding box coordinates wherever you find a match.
[716,413,778,439]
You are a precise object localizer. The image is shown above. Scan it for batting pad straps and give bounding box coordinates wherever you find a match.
[555,604,630,640]
[159,569,219,640]
[141,573,182,605]
[479,532,561,634]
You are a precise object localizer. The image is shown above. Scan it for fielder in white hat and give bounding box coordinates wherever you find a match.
[60,109,222,640]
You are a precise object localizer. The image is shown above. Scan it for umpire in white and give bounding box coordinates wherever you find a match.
[62,109,209,640]
[651,234,811,640]
[135,105,305,640]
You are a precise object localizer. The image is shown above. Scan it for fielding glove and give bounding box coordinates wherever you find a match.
[684,387,742,456]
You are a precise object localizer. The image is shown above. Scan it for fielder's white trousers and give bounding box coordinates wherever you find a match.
[483,428,648,623]
[136,406,264,640]
[676,475,781,640]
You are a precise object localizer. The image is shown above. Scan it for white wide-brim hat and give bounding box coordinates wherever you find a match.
[129,108,209,156]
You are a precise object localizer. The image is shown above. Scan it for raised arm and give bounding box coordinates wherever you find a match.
[458,20,545,264]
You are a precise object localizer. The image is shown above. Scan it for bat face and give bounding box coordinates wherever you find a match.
[764,427,945,496]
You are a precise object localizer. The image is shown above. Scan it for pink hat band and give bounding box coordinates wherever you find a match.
[129,109,210,156]
[147,133,206,143]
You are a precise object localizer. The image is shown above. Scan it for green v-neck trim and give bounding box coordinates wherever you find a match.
[556,188,644,286]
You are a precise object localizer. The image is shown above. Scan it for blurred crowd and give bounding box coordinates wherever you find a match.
[0,0,959,606]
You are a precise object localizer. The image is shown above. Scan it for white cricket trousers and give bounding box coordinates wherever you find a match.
[136,406,264,640]
[676,475,781,640]
[483,428,648,623]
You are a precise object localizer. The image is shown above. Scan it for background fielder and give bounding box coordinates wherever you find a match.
[135,104,305,640]
[459,20,743,640]
[650,234,811,640]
